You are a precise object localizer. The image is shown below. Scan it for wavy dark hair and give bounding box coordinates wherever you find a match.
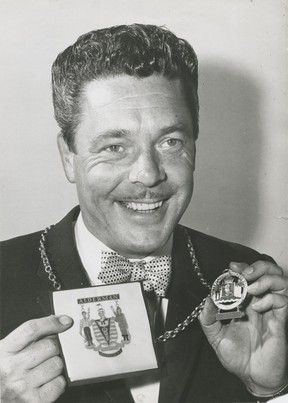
[52,24,199,151]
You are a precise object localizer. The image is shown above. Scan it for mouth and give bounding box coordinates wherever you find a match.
[119,200,165,213]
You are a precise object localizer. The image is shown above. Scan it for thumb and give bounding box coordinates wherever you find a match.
[199,296,218,326]
[199,297,223,344]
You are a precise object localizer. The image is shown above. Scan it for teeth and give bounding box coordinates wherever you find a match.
[121,201,163,212]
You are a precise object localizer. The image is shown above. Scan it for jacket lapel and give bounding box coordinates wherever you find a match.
[159,225,210,403]
[36,206,91,314]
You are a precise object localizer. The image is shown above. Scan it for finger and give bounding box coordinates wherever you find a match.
[16,336,60,370]
[229,262,249,272]
[231,261,283,281]
[1,315,73,353]
[252,293,288,313]
[38,375,66,403]
[199,297,225,349]
[243,261,283,281]
[28,356,64,388]
[199,297,219,327]
[248,275,288,296]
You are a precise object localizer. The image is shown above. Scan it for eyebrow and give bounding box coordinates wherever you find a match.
[88,130,130,151]
[159,123,187,136]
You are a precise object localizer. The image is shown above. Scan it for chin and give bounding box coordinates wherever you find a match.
[121,236,167,257]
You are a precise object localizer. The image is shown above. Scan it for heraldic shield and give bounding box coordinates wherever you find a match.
[52,283,158,385]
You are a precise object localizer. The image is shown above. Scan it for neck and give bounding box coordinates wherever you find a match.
[78,212,173,259]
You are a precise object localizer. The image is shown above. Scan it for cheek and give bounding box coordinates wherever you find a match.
[161,142,195,173]
[163,152,195,188]
[181,142,196,169]
[80,162,127,198]
[182,150,195,169]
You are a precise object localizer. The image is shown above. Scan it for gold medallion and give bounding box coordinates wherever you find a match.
[211,270,248,320]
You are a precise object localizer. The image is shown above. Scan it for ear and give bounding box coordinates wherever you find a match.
[57,133,76,183]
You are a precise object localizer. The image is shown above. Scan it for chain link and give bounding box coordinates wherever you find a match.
[39,226,61,291]
[156,296,209,342]
[39,224,211,341]
[156,227,211,342]
[183,227,212,290]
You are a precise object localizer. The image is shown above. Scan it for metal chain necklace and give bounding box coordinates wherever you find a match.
[156,228,211,342]
[39,226,61,291]
[39,225,211,343]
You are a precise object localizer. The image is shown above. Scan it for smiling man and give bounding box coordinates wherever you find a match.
[1,24,288,403]
[58,75,195,257]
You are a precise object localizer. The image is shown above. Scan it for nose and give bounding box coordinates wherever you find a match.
[128,150,166,187]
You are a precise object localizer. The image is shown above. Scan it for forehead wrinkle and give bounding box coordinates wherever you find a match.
[106,92,175,101]
[86,91,182,111]
[90,106,185,118]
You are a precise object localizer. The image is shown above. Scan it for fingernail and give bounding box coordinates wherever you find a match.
[243,266,254,274]
[58,315,72,326]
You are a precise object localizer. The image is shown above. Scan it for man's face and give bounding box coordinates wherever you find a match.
[59,75,196,258]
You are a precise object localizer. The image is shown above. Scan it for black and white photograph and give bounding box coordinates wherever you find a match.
[0,1,287,402]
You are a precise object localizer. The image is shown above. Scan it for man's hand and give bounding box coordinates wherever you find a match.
[199,261,288,397]
[0,315,73,403]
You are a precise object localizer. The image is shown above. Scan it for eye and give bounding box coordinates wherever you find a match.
[105,145,124,153]
[160,138,183,149]
[167,139,181,147]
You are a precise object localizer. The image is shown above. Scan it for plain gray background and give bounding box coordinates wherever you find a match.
[0,0,287,269]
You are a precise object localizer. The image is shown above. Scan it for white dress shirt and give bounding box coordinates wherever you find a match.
[74,213,172,403]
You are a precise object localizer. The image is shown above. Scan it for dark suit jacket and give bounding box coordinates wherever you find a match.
[1,207,271,402]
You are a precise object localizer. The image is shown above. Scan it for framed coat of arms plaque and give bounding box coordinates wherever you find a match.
[51,282,158,386]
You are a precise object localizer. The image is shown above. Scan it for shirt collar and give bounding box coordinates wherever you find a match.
[74,212,173,285]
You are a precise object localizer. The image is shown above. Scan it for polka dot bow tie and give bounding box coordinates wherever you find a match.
[98,251,172,297]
